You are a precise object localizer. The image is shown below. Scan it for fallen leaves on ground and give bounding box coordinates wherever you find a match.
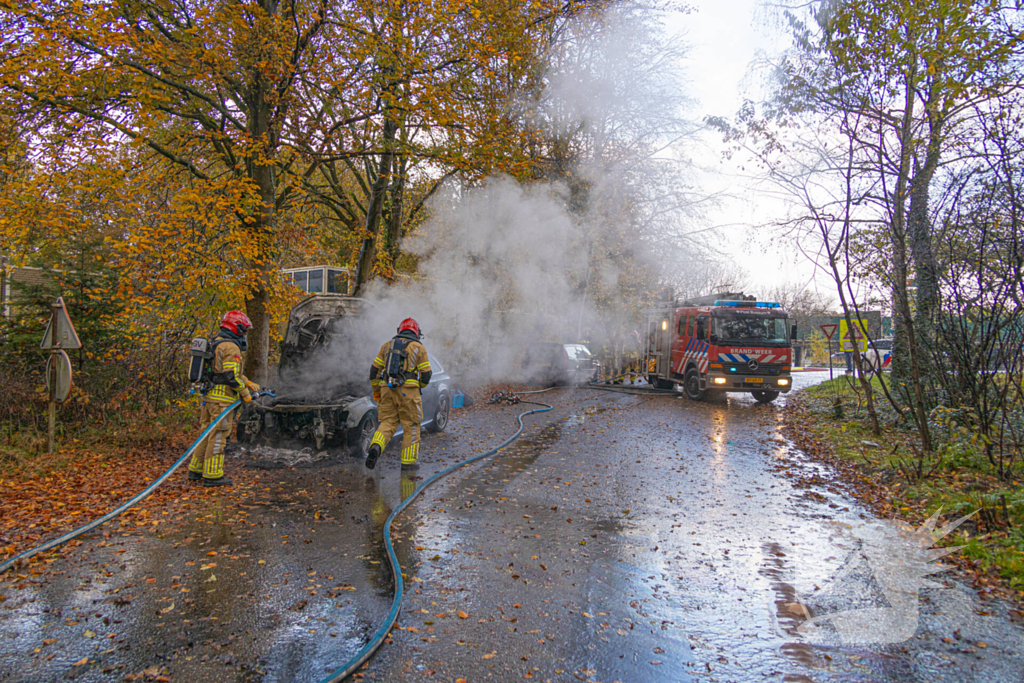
[0,429,260,574]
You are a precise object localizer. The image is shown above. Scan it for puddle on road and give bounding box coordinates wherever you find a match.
[564,404,609,427]
[239,443,336,469]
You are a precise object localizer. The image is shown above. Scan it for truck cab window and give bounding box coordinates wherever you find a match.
[696,318,707,340]
[712,316,788,344]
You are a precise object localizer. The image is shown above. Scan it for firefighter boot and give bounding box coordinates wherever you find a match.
[188,470,203,482]
[365,443,382,470]
[204,476,233,487]
[400,442,420,470]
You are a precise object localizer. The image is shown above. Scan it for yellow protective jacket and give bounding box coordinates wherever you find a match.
[371,336,431,389]
[204,338,252,403]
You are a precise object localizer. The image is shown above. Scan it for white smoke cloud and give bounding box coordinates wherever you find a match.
[280,1,697,393]
[362,176,587,385]
[277,177,589,393]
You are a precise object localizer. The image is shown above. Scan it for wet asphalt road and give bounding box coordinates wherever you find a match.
[2,373,1023,683]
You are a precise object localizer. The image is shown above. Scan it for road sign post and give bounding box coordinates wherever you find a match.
[819,324,839,382]
[40,297,81,454]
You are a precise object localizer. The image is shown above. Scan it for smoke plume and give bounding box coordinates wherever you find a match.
[281,2,696,393]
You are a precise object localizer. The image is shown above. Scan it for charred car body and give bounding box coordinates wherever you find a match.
[236,295,452,456]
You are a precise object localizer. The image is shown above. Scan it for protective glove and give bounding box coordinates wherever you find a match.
[242,392,253,403]
[245,380,260,392]
[372,388,381,403]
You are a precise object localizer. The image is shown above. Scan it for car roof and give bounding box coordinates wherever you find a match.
[529,342,588,349]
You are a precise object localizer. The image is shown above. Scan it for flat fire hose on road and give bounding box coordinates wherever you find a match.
[587,379,679,396]
[318,393,555,683]
[1,391,555,681]
[0,399,244,575]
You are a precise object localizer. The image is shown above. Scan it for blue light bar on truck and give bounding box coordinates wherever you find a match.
[713,300,781,308]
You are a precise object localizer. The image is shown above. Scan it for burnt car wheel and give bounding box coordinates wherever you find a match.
[427,392,450,433]
[752,390,780,404]
[350,410,378,458]
[236,410,254,443]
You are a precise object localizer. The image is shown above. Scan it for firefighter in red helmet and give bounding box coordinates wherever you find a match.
[365,318,432,470]
[187,310,260,486]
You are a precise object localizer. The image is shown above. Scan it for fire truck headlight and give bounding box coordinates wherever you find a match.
[713,377,727,385]
[778,378,790,386]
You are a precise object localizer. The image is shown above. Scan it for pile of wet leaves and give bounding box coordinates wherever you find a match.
[0,439,195,564]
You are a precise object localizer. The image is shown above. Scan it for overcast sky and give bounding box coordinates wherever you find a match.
[668,1,831,301]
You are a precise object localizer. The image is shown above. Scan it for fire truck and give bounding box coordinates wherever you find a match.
[641,297,797,403]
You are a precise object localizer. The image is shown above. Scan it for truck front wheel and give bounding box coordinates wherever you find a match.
[683,368,704,401]
[752,390,780,404]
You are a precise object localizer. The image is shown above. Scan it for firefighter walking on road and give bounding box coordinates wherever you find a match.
[366,318,432,470]
[188,310,260,487]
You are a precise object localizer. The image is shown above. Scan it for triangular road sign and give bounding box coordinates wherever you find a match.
[40,297,82,350]
[819,323,838,340]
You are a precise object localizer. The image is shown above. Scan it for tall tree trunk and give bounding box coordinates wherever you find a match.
[245,284,271,384]
[353,113,398,296]
[887,59,933,451]
[382,155,407,269]
[243,69,277,384]
[244,157,276,384]
[907,111,943,345]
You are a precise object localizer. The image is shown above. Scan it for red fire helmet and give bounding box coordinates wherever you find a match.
[220,310,253,336]
[397,317,421,338]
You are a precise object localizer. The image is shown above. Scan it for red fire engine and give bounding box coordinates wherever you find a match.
[641,298,796,403]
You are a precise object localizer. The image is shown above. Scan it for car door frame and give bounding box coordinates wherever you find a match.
[420,355,443,422]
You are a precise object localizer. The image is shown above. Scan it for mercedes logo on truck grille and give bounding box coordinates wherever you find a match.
[747,359,760,371]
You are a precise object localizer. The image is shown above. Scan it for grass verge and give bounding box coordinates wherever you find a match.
[785,375,1024,606]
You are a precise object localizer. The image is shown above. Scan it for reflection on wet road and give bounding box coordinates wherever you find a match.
[2,374,1023,682]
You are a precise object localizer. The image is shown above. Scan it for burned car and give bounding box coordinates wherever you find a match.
[236,294,453,456]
